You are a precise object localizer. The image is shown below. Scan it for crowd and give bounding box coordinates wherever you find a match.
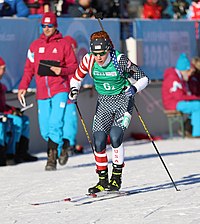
[141,0,200,20]
[0,0,200,20]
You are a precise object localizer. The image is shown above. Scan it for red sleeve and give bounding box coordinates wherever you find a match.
[18,47,35,90]
[60,43,78,78]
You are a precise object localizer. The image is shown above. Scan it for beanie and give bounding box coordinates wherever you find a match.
[176,53,191,71]
[41,12,57,27]
[64,36,77,49]
[0,57,5,66]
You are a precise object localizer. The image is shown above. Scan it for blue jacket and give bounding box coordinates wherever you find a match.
[0,0,29,17]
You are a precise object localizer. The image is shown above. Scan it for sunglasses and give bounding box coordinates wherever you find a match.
[41,24,54,28]
[92,51,107,56]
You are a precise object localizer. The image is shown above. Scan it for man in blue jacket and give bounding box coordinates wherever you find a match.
[0,0,29,17]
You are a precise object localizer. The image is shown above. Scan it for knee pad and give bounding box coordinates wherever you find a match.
[93,131,107,153]
[110,126,124,148]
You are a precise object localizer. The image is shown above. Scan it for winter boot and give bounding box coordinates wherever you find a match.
[107,164,123,191]
[0,145,7,166]
[15,136,38,163]
[45,139,58,171]
[88,169,109,194]
[6,154,16,166]
[58,139,69,166]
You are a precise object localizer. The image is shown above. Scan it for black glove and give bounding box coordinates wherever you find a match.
[69,87,79,102]
[12,108,23,116]
[124,85,137,97]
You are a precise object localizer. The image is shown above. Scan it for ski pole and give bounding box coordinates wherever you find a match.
[94,12,104,31]
[134,103,180,191]
[75,102,94,152]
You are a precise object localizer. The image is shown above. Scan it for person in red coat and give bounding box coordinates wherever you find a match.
[0,56,37,165]
[162,53,200,137]
[142,0,163,19]
[18,12,78,171]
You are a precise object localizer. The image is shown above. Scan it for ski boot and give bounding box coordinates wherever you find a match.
[88,169,109,194]
[58,139,70,166]
[107,164,123,191]
[45,139,58,171]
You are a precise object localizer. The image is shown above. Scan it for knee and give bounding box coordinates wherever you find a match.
[110,126,124,148]
[93,131,107,153]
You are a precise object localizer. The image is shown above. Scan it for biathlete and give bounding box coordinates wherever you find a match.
[69,31,150,193]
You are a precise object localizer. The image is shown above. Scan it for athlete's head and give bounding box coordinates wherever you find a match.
[90,31,114,66]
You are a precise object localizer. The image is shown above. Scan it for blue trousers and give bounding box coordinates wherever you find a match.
[0,121,7,146]
[6,115,30,154]
[37,92,68,152]
[63,103,78,147]
[176,100,200,137]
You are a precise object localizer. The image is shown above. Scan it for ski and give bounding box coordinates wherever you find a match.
[30,190,133,206]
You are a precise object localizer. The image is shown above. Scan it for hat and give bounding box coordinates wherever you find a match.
[90,38,111,52]
[41,12,57,27]
[0,57,5,66]
[64,36,77,49]
[176,53,191,71]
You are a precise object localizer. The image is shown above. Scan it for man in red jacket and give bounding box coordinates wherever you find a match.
[18,12,78,171]
[162,53,200,137]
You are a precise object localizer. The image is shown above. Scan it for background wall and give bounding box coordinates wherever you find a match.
[6,81,177,154]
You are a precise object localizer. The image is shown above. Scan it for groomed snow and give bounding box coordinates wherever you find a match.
[0,137,200,224]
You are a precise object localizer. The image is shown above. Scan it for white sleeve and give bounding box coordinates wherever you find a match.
[132,76,149,92]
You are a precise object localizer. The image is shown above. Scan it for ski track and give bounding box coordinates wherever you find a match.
[0,138,200,223]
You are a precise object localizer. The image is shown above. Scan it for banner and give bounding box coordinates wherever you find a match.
[0,18,120,90]
[0,18,39,90]
[133,19,197,80]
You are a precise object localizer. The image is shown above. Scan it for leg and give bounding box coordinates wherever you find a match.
[6,115,23,165]
[16,115,37,162]
[38,92,68,170]
[88,131,109,194]
[61,102,78,157]
[177,100,200,137]
[109,126,125,191]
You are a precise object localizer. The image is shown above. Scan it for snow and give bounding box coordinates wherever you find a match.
[1,137,200,224]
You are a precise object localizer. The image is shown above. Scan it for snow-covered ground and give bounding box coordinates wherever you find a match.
[0,137,200,224]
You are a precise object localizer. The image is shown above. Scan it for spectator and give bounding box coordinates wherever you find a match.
[18,12,78,171]
[67,0,97,18]
[0,0,29,17]
[188,56,200,96]
[0,115,11,166]
[141,0,163,19]
[171,0,190,19]
[0,56,37,165]
[24,0,50,15]
[52,0,75,16]
[187,0,200,19]
[162,53,200,138]
[69,30,150,193]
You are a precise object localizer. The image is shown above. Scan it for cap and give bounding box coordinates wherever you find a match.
[64,36,77,49]
[176,53,191,71]
[41,12,57,27]
[90,38,111,52]
[0,57,5,66]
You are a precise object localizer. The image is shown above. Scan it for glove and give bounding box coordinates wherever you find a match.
[12,108,23,116]
[69,87,79,102]
[124,85,137,97]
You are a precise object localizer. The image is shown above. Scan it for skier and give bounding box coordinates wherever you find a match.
[69,30,150,193]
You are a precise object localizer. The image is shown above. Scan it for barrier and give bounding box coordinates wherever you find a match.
[0,18,198,90]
